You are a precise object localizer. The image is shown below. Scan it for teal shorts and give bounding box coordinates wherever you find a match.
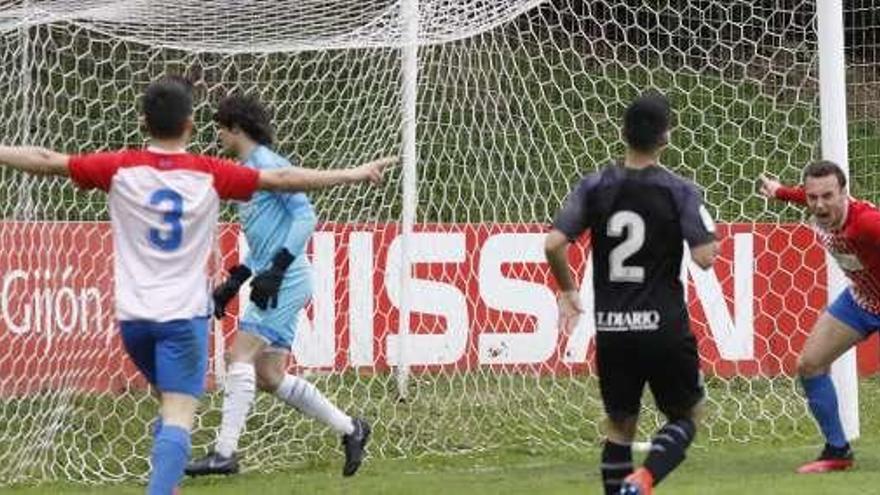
[240,264,312,351]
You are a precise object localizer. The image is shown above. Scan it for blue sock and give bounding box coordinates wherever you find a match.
[148,424,191,495]
[801,374,847,448]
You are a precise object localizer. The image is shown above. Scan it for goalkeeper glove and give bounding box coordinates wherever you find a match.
[250,248,295,310]
[213,264,252,318]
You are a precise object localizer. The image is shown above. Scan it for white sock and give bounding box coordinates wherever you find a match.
[275,374,354,436]
[215,361,256,457]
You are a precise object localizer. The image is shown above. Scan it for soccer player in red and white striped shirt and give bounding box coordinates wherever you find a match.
[760,161,880,474]
[0,76,393,494]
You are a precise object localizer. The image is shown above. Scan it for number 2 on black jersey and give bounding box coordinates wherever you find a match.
[607,210,645,283]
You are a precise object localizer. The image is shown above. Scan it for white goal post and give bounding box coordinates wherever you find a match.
[818,0,858,441]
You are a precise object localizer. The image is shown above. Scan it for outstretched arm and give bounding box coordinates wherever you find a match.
[0,146,70,176]
[759,174,806,205]
[258,156,396,192]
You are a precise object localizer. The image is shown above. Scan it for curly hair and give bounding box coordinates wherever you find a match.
[213,94,274,146]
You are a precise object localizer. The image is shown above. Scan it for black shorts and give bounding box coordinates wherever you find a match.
[596,330,704,420]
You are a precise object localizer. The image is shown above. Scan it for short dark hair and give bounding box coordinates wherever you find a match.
[803,160,847,189]
[141,75,194,139]
[623,92,672,153]
[213,94,274,146]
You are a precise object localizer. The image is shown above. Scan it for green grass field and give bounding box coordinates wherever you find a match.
[8,439,880,494]
[5,376,880,494]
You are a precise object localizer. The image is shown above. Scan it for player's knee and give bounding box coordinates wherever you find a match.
[256,365,284,392]
[255,374,275,392]
[797,353,828,378]
[605,415,638,443]
[229,332,267,363]
[159,392,199,431]
[228,346,260,364]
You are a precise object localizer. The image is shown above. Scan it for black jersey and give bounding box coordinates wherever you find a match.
[553,161,715,333]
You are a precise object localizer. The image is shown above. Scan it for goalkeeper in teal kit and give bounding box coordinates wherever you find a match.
[187,94,372,477]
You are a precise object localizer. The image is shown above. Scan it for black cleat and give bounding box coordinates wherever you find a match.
[185,451,240,477]
[341,418,371,477]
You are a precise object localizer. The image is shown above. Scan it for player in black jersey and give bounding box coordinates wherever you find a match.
[545,93,718,495]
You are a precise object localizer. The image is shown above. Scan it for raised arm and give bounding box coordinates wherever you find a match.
[0,146,70,176]
[759,174,807,205]
[258,156,396,192]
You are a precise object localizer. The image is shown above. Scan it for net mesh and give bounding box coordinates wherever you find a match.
[0,0,868,485]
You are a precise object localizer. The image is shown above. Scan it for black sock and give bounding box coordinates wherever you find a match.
[643,418,696,485]
[601,439,633,495]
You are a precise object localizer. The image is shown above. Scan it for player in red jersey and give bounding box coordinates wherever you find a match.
[760,160,880,474]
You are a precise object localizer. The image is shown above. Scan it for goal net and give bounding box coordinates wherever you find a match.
[0,0,861,485]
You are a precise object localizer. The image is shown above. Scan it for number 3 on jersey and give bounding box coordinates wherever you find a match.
[607,210,645,283]
[148,188,184,251]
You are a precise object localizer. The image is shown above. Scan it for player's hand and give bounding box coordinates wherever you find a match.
[354,156,398,185]
[250,248,294,310]
[758,174,781,198]
[213,264,252,319]
[557,290,584,335]
[250,268,285,310]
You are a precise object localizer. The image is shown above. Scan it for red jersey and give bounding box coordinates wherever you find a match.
[776,185,880,313]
